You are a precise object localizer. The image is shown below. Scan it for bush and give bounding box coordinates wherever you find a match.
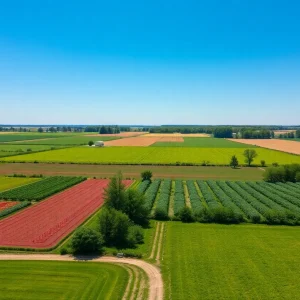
[71,227,104,254]
[141,170,153,182]
[196,207,243,224]
[127,225,144,247]
[272,162,279,167]
[296,172,300,182]
[60,247,68,255]
[88,141,94,146]
[261,160,266,167]
[264,164,300,183]
[154,208,169,220]
[178,207,195,223]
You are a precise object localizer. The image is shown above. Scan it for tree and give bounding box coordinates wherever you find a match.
[37,127,43,133]
[261,160,266,167]
[243,149,257,166]
[71,227,104,254]
[88,140,94,146]
[104,172,127,211]
[178,207,195,223]
[98,208,131,247]
[141,170,152,182]
[123,189,149,226]
[99,126,107,134]
[296,129,300,138]
[229,155,239,168]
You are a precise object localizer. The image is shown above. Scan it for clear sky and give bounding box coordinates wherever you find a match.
[0,0,299,125]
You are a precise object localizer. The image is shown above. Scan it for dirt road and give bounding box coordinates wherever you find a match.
[0,254,163,300]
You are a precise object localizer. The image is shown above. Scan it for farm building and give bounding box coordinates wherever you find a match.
[95,141,104,147]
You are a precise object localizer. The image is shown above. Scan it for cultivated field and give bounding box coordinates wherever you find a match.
[0,177,40,192]
[228,138,300,155]
[0,134,66,143]
[3,147,299,165]
[86,132,146,137]
[0,261,129,300]
[0,176,85,201]
[163,222,300,300]
[0,179,131,248]
[0,201,18,211]
[144,133,210,137]
[104,136,184,146]
[139,179,300,221]
[151,137,255,148]
[0,163,265,180]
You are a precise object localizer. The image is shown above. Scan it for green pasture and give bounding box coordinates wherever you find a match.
[151,137,256,148]
[0,134,69,143]
[3,146,299,166]
[0,261,128,300]
[0,177,41,192]
[162,222,300,300]
[15,135,119,145]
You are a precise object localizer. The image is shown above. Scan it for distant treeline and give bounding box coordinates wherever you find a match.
[278,130,300,139]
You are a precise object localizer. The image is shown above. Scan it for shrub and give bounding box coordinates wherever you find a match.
[230,155,239,168]
[272,162,279,167]
[178,207,195,223]
[154,208,169,220]
[263,164,300,183]
[60,247,68,255]
[261,160,266,167]
[296,172,300,182]
[141,170,153,182]
[127,225,144,247]
[71,227,104,254]
[88,141,94,146]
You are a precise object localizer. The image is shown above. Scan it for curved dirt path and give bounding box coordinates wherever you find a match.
[0,254,163,300]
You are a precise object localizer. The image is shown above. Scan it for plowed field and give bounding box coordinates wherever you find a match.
[0,179,132,249]
[228,139,300,155]
[104,136,184,146]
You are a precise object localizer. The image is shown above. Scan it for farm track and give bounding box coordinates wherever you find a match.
[149,222,165,265]
[0,254,163,300]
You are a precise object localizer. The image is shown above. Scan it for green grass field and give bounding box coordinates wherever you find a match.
[0,163,265,180]
[0,261,128,300]
[0,177,41,192]
[151,137,257,148]
[0,134,68,143]
[15,135,119,145]
[3,146,299,166]
[162,222,300,300]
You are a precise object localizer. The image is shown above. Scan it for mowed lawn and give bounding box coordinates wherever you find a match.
[0,261,128,300]
[163,222,300,300]
[0,177,40,192]
[3,146,300,166]
[151,137,257,148]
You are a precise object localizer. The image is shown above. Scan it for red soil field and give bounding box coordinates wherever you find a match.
[0,201,19,211]
[0,179,132,249]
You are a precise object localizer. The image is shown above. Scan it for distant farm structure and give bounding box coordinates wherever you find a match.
[95,141,105,147]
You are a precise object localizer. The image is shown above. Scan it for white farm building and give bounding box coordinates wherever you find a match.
[95,141,104,147]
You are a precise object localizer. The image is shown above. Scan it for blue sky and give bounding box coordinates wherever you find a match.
[0,0,299,125]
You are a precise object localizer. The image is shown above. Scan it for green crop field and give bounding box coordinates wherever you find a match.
[0,134,68,143]
[162,222,300,300]
[0,176,85,201]
[151,137,257,148]
[0,261,128,300]
[0,177,41,192]
[139,179,300,222]
[3,146,300,166]
[15,135,119,145]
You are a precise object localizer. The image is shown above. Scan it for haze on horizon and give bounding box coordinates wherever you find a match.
[0,0,299,125]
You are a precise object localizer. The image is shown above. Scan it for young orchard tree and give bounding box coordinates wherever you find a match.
[230,155,239,168]
[88,140,94,146]
[243,149,258,166]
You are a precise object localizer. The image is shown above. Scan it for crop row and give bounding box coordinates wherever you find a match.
[155,179,172,216]
[138,179,300,224]
[0,201,30,218]
[144,179,161,212]
[137,180,150,194]
[0,176,86,201]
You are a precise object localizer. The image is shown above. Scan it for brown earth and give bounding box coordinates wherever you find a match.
[104,136,184,146]
[228,139,300,155]
[143,133,210,137]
